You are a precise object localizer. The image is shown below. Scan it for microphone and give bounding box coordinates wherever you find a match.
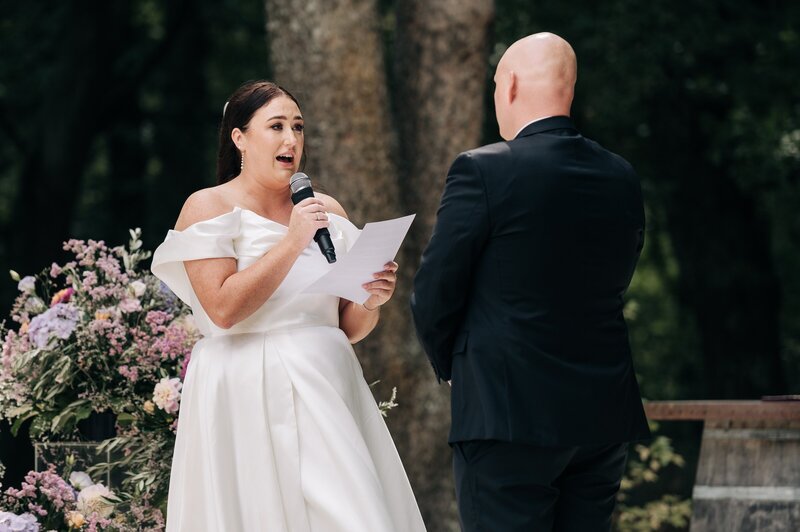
[289,172,337,263]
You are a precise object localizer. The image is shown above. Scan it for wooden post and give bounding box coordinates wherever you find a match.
[645,400,800,531]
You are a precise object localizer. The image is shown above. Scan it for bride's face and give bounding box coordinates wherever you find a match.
[236,95,304,188]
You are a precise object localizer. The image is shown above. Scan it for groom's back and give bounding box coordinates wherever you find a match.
[450,118,650,446]
[483,126,644,357]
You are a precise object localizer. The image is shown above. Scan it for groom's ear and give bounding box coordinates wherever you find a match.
[508,70,518,104]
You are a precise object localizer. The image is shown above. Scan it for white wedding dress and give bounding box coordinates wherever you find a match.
[151,207,426,532]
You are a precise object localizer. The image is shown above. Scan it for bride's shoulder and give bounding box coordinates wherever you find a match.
[317,192,348,220]
[174,186,235,231]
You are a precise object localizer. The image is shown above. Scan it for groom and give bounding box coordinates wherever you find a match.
[410,33,650,531]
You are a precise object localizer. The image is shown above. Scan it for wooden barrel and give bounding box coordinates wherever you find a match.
[691,420,800,531]
[645,401,800,532]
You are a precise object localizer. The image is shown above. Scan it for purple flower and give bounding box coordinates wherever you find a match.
[157,281,180,312]
[179,354,191,381]
[0,511,40,532]
[26,303,80,348]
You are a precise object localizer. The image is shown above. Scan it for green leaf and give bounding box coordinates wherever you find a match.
[50,410,75,433]
[50,398,91,434]
[29,415,51,438]
[10,410,37,436]
[6,403,34,418]
[116,413,135,424]
[54,355,73,384]
[74,403,93,423]
[12,348,42,372]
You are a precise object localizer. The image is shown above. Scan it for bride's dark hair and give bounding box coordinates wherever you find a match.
[216,80,302,184]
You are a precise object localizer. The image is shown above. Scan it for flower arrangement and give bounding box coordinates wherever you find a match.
[0,460,164,532]
[0,228,403,530]
[0,229,200,527]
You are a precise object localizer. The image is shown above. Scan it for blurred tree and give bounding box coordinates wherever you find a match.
[2,1,192,280]
[0,0,267,491]
[0,0,194,489]
[0,0,798,528]
[266,0,493,527]
[491,0,800,401]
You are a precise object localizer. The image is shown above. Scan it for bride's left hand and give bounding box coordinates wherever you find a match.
[362,261,398,311]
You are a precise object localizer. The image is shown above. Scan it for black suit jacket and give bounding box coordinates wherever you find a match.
[410,116,650,446]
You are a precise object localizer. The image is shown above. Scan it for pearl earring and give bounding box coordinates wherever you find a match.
[240,151,244,172]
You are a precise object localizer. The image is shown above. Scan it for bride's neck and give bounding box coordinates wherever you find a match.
[229,174,292,216]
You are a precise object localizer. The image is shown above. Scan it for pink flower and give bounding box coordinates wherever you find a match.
[50,287,74,306]
[118,297,141,314]
[179,354,191,380]
[50,262,62,277]
[118,365,139,382]
[82,270,98,290]
[152,377,182,414]
[145,310,171,328]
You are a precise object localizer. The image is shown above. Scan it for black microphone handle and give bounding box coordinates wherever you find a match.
[315,230,337,264]
[290,186,337,263]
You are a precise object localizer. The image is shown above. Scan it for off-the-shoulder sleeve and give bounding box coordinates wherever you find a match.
[151,208,242,305]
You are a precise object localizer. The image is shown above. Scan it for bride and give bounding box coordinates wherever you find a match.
[151,80,426,532]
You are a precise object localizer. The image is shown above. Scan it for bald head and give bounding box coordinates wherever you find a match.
[493,33,577,140]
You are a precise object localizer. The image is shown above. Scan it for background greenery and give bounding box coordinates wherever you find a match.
[1,0,798,529]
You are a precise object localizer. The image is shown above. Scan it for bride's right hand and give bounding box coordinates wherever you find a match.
[285,197,329,251]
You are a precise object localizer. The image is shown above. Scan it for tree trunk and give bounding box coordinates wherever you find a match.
[266,0,400,227]
[266,1,493,529]
[392,1,494,528]
[395,0,495,238]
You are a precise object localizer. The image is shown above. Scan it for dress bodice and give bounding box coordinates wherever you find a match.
[151,207,360,337]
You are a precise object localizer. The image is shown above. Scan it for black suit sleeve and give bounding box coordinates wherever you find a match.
[410,152,490,382]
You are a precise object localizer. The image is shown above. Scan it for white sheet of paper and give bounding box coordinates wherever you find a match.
[302,214,416,304]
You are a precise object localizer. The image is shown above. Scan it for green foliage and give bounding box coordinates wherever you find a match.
[491,0,800,401]
[616,495,692,532]
[0,0,798,524]
[615,423,692,531]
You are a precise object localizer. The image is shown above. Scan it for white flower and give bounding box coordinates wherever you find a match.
[118,297,141,314]
[153,377,182,414]
[23,297,46,314]
[174,314,198,334]
[128,280,147,298]
[76,483,118,519]
[17,276,36,294]
[69,471,94,491]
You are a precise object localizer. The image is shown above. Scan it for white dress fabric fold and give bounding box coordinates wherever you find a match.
[152,207,426,532]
